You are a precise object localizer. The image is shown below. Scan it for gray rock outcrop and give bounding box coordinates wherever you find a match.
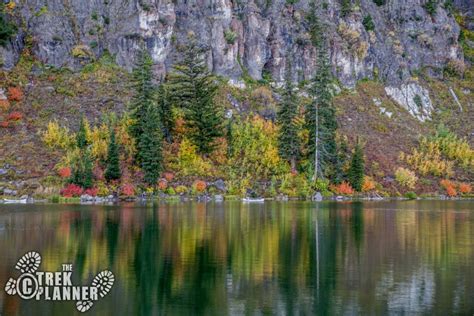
[0,0,464,88]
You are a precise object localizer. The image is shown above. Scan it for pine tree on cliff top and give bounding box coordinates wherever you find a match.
[105,128,121,182]
[138,104,163,186]
[277,64,301,172]
[168,35,223,155]
[348,142,365,192]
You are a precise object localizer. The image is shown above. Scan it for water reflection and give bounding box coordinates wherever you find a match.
[0,201,473,315]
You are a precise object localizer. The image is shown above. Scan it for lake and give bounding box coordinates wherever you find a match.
[0,200,473,315]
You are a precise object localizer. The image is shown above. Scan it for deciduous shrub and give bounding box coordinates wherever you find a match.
[330,181,354,195]
[163,172,174,182]
[171,138,213,177]
[399,138,454,176]
[84,187,98,196]
[279,173,310,198]
[0,99,10,111]
[432,129,474,169]
[405,191,417,199]
[193,180,207,193]
[362,176,376,192]
[7,87,23,102]
[158,179,168,191]
[7,111,22,121]
[121,183,135,196]
[228,115,287,181]
[42,121,73,150]
[440,179,457,197]
[395,167,418,189]
[60,184,83,197]
[458,182,472,194]
[58,167,71,178]
[89,123,109,161]
[175,185,188,195]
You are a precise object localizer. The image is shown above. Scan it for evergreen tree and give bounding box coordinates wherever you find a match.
[168,36,223,155]
[138,105,163,186]
[340,0,352,17]
[70,116,94,188]
[0,3,17,47]
[348,142,365,192]
[76,116,89,149]
[105,128,121,182]
[226,118,233,158]
[157,84,174,142]
[129,50,155,147]
[277,64,300,172]
[70,150,94,189]
[305,3,338,180]
[334,137,348,184]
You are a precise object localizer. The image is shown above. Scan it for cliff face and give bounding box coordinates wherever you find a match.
[0,0,465,88]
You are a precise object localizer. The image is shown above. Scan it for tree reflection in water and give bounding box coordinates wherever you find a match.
[0,200,473,315]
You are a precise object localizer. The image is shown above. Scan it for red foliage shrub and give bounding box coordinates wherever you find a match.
[330,181,354,195]
[458,183,472,194]
[84,188,98,197]
[58,167,71,178]
[7,111,23,121]
[60,184,83,197]
[163,172,174,182]
[7,87,23,102]
[158,179,168,191]
[121,183,135,196]
[193,180,207,193]
[0,121,9,128]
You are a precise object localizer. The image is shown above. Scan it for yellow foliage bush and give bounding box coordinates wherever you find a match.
[399,138,453,177]
[279,173,310,198]
[42,121,73,150]
[228,115,288,181]
[395,167,418,189]
[433,132,474,169]
[172,138,213,177]
[89,123,109,161]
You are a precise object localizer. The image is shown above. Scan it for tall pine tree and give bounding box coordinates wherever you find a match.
[129,50,155,155]
[105,128,121,182]
[157,84,174,142]
[70,151,94,189]
[76,116,89,149]
[348,142,365,192]
[277,64,300,172]
[305,3,338,180]
[70,116,94,188]
[138,105,163,186]
[168,36,223,155]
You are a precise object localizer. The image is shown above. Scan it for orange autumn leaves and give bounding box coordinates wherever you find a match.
[440,179,472,197]
[1,87,24,128]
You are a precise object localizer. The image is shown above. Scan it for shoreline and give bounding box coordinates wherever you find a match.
[1,195,474,206]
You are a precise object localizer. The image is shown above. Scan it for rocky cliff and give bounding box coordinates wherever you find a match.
[1,0,466,90]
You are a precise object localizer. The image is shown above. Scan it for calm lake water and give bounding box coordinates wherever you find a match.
[0,200,473,315]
